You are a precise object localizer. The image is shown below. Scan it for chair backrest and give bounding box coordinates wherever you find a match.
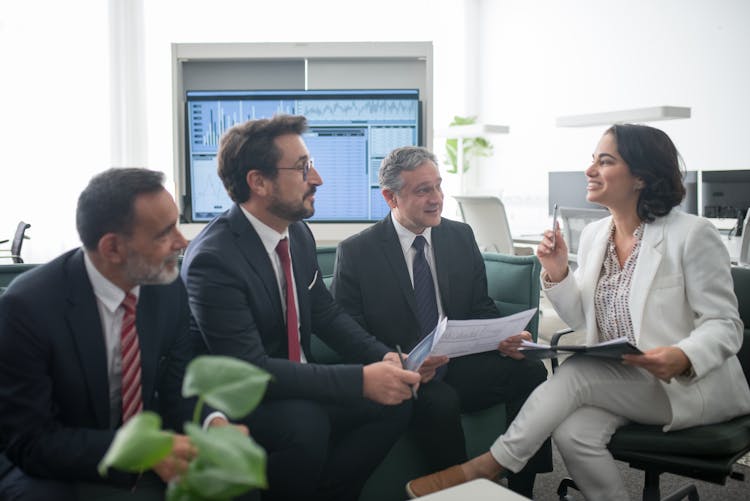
[482,252,542,340]
[453,195,514,255]
[739,211,750,266]
[315,245,337,288]
[732,266,750,385]
[558,207,609,256]
[10,222,30,264]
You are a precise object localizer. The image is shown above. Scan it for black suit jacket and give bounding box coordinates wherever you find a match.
[0,248,194,483]
[181,204,390,403]
[332,215,500,351]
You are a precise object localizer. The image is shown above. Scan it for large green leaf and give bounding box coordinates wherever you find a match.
[97,412,174,476]
[183,356,271,419]
[181,423,267,499]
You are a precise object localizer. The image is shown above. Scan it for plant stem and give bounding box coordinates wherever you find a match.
[193,396,205,425]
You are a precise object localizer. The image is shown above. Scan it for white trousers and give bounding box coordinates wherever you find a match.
[489,355,672,501]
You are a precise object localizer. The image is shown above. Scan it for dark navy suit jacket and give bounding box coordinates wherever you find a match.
[181,204,390,403]
[0,249,194,483]
[332,214,500,351]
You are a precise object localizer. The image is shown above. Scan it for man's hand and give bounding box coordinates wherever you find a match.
[363,361,420,405]
[498,331,533,360]
[417,355,449,383]
[382,351,403,367]
[622,346,692,382]
[152,434,197,482]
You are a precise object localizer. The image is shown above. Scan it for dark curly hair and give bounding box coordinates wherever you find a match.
[217,114,308,203]
[606,124,686,222]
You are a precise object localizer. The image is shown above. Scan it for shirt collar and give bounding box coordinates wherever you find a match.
[240,205,290,254]
[391,215,433,255]
[83,249,140,313]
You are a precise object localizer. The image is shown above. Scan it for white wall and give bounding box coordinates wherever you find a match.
[0,0,473,263]
[3,0,749,262]
[0,1,110,263]
[472,0,750,234]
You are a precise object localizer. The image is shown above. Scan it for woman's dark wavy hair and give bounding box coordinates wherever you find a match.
[606,124,686,222]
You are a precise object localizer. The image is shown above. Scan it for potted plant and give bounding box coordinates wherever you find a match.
[99,356,271,500]
[444,115,494,174]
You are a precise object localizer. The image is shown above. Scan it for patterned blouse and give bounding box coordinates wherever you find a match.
[594,222,645,344]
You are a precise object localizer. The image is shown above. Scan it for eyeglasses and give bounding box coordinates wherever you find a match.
[276,158,314,181]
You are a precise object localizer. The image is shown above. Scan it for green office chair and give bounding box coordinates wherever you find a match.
[552,265,750,501]
[315,245,337,288]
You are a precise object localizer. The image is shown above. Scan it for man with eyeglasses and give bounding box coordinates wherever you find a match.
[181,114,419,501]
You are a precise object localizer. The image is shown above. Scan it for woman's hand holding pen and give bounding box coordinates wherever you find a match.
[536,225,569,283]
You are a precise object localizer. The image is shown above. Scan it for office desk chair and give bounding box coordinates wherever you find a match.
[453,195,516,255]
[551,265,750,501]
[0,221,30,264]
[739,211,750,266]
[558,207,609,265]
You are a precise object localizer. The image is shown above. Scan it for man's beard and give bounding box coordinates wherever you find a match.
[268,187,316,222]
[124,250,180,285]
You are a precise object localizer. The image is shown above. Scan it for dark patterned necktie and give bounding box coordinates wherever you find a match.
[412,235,439,339]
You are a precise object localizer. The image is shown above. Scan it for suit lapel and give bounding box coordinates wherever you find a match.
[629,218,665,341]
[289,224,312,338]
[379,216,419,318]
[133,287,159,410]
[65,250,110,427]
[228,205,284,322]
[580,221,610,342]
[431,223,450,311]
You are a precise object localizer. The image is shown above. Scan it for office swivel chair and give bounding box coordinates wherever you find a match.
[739,211,750,266]
[552,265,750,501]
[0,221,31,264]
[453,195,515,255]
[558,207,609,265]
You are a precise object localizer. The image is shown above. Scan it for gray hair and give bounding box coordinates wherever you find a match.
[378,146,438,193]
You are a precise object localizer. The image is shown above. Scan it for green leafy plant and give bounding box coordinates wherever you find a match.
[98,356,272,500]
[444,115,494,174]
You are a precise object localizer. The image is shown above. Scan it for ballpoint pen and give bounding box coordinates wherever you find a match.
[551,203,559,249]
[395,344,418,400]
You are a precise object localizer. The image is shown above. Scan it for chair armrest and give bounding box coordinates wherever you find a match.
[550,328,574,373]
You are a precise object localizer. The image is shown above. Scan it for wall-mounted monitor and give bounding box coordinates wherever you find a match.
[548,170,698,215]
[184,89,421,223]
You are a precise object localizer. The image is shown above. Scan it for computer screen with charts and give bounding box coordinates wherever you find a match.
[184,89,421,223]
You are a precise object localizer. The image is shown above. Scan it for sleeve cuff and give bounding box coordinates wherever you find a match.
[541,268,569,290]
[202,411,229,430]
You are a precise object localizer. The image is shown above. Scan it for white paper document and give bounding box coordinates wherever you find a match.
[405,308,537,370]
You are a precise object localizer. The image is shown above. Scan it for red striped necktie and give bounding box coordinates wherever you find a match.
[120,292,143,423]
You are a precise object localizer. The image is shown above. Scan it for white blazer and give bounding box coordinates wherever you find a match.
[545,210,750,430]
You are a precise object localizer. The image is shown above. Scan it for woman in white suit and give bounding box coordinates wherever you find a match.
[406,124,750,500]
